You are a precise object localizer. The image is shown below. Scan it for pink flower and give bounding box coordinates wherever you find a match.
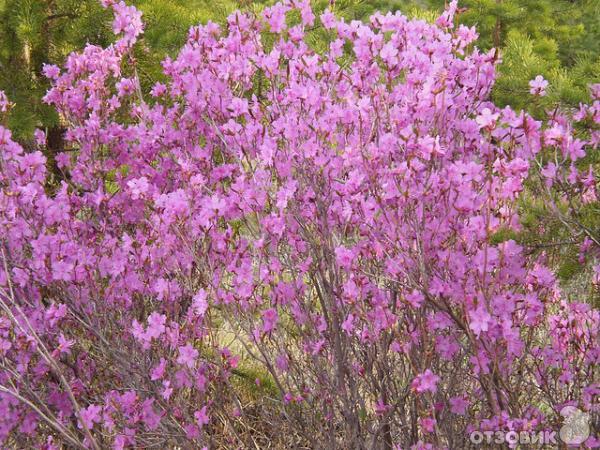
[343,279,359,299]
[435,335,459,360]
[194,405,210,428]
[456,24,478,46]
[42,64,60,80]
[529,75,548,96]
[335,246,355,269]
[411,369,440,393]
[262,308,278,334]
[45,304,67,327]
[229,97,249,117]
[177,344,199,368]
[78,404,102,430]
[146,312,166,340]
[529,265,555,287]
[374,398,390,415]
[320,10,336,29]
[449,396,469,415]
[116,78,135,96]
[150,82,167,97]
[192,289,209,317]
[299,1,315,26]
[0,91,11,112]
[419,416,437,433]
[263,3,288,33]
[19,412,38,435]
[276,354,289,371]
[131,319,146,344]
[195,373,207,392]
[380,42,398,63]
[150,358,167,381]
[405,290,424,308]
[341,313,355,334]
[127,176,149,200]
[476,108,499,129]
[0,0,597,442]
[52,260,74,282]
[141,398,161,430]
[57,334,74,355]
[540,162,557,186]
[468,306,491,337]
[34,129,46,146]
[112,2,143,43]
[162,381,173,400]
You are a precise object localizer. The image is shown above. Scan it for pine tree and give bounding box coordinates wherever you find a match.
[0,0,111,142]
[426,0,600,111]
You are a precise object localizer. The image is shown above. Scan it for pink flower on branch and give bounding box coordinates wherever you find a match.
[411,370,440,394]
[529,75,549,96]
[0,0,597,447]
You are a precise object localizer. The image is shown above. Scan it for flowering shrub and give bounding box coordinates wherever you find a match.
[0,0,598,448]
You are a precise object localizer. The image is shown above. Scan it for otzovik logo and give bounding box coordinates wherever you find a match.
[469,407,592,446]
[559,406,591,446]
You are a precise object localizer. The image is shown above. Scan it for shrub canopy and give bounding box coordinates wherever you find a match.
[0,1,598,448]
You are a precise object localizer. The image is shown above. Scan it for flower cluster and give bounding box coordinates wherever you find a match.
[0,1,598,448]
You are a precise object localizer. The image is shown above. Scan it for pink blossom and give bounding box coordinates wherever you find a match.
[34,129,46,146]
[229,97,249,117]
[112,1,143,43]
[411,370,440,394]
[320,10,336,29]
[150,82,167,97]
[380,42,398,63]
[150,358,167,381]
[299,1,315,26]
[335,246,355,269]
[419,416,436,433]
[78,404,102,430]
[146,312,166,340]
[140,400,160,430]
[56,334,74,355]
[127,176,149,200]
[449,396,469,415]
[262,308,278,334]
[529,75,548,96]
[42,64,60,79]
[192,289,209,317]
[52,260,74,282]
[0,91,11,112]
[0,0,597,445]
[162,380,173,400]
[263,3,288,33]
[476,108,500,129]
[177,344,199,368]
[468,306,491,336]
[405,290,424,308]
[341,313,355,334]
[194,405,209,428]
[456,24,478,46]
[540,162,557,186]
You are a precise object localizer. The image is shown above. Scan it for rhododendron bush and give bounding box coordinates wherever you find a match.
[0,0,598,448]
